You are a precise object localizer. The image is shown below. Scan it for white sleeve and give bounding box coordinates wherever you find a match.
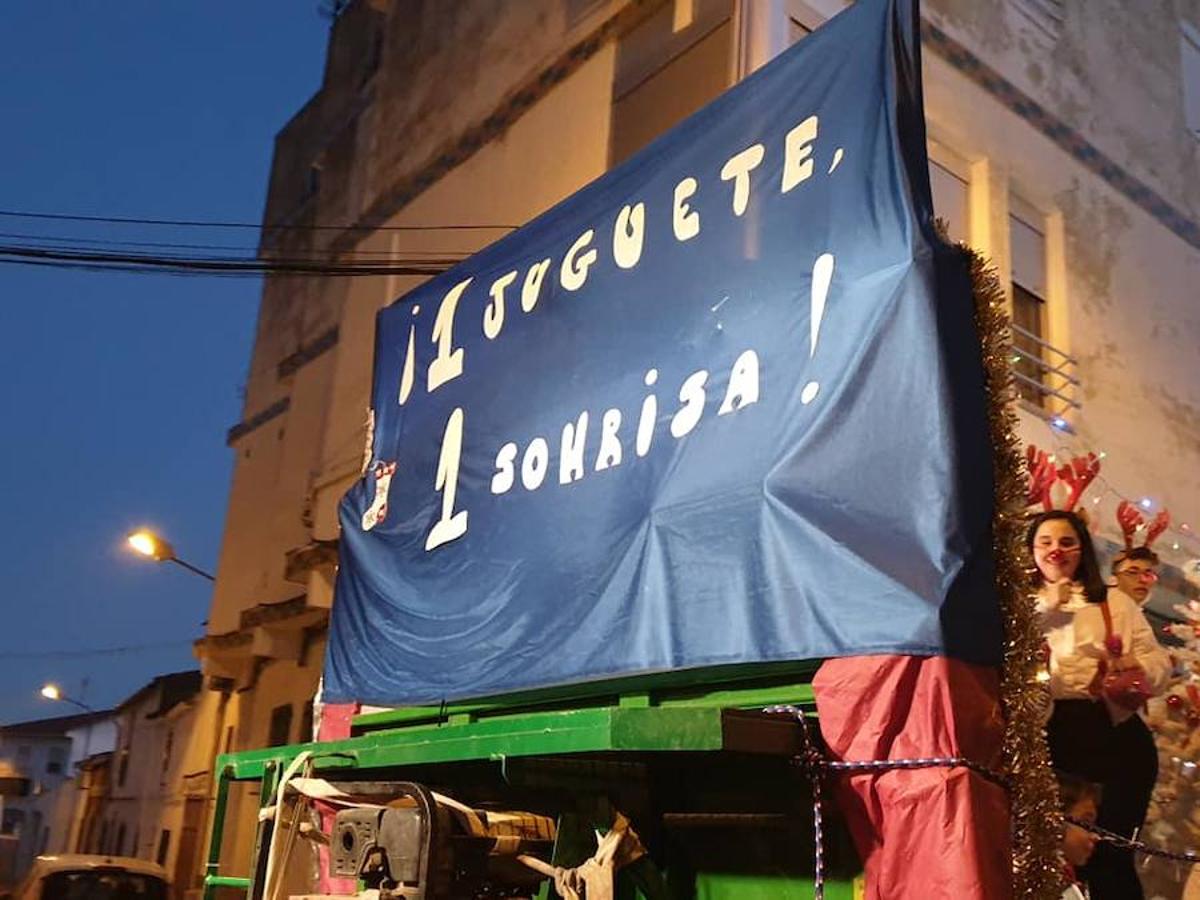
[1121,592,1172,695]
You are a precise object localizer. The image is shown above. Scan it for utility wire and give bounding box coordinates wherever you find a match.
[0,230,475,258]
[0,244,463,278]
[0,207,518,233]
[0,638,196,660]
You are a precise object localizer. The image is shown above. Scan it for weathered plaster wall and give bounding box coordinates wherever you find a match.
[926,0,1200,221]
[923,1,1200,564]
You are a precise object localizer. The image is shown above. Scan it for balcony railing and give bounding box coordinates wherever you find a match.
[1010,323,1081,421]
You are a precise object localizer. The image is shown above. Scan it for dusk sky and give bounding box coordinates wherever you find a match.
[0,4,330,723]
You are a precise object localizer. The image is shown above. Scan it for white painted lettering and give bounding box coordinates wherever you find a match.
[719,350,760,414]
[720,144,765,216]
[560,230,598,291]
[673,177,700,242]
[559,412,589,484]
[483,270,518,340]
[671,370,709,438]
[781,116,819,193]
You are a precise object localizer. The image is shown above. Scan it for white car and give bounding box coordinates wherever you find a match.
[3,854,169,900]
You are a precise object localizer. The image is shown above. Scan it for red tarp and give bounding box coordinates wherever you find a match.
[814,655,1011,899]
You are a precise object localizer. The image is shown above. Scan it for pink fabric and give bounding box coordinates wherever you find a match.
[813,655,1011,899]
[316,701,359,894]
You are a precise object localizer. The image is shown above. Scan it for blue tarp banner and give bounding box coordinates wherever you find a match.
[323,0,1002,706]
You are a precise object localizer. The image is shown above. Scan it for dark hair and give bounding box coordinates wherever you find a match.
[1055,770,1101,813]
[1111,545,1160,574]
[1025,510,1107,604]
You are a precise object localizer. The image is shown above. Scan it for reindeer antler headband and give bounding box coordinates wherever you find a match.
[1116,500,1170,552]
[1025,444,1100,513]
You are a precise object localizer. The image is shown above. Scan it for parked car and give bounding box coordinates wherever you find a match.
[1,854,168,900]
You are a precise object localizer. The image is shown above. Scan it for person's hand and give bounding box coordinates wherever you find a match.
[1045,579,1075,609]
[1112,654,1142,672]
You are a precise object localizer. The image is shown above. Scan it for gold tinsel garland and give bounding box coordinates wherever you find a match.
[965,246,1065,899]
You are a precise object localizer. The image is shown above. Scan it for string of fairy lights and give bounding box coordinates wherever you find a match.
[1032,415,1200,562]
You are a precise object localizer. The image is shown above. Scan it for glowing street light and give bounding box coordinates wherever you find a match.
[126,528,215,581]
[39,683,94,712]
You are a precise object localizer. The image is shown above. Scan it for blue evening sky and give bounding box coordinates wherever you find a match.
[0,5,330,723]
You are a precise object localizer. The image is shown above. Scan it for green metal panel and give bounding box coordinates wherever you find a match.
[352,663,819,732]
[218,705,733,781]
[202,766,238,899]
[694,873,856,899]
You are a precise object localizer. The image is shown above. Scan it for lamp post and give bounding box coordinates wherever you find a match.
[39,683,94,713]
[126,528,215,581]
[40,683,97,853]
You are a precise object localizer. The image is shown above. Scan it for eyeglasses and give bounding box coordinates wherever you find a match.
[1117,568,1159,584]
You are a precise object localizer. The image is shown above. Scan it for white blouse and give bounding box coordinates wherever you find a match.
[1038,586,1171,719]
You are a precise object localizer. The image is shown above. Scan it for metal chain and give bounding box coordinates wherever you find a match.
[762,704,1008,897]
[1067,817,1200,864]
[763,704,1200,894]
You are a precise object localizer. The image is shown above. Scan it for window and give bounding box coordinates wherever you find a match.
[303,165,321,201]
[43,871,167,900]
[609,2,732,165]
[1183,22,1200,139]
[117,748,130,786]
[788,0,828,43]
[115,822,127,857]
[1009,0,1064,48]
[300,700,315,744]
[46,746,66,776]
[928,146,970,245]
[268,704,294,748]
[161,728,174,778]
[1010,199,1049,407]
[1,808,25,836]
[157,829,171,867]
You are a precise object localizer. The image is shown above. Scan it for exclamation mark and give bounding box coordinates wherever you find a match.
[801,253,834,405]
[398,304,420,405]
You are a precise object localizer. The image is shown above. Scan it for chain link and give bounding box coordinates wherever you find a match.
[1067,817,1200,864]
[763,704,1200,894]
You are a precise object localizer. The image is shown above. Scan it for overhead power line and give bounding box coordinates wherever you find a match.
[0,207,518,233]
[0,638,196,660]
[0,243,463,278]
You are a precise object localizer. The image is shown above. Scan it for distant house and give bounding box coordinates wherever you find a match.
[0,709,117,884]
[99,670,217,899]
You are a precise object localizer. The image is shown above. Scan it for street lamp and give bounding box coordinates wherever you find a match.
[126,528,215,581]
[39,683,94,713]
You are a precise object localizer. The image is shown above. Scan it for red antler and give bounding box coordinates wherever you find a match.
[1145,510,1171,547]
[1116,500,1143,550]
[1057,453,1100,511]
[1026,445,1058,510]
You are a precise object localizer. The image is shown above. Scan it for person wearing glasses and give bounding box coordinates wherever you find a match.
[1112,547,1160,606]
[1028,510,1171,899]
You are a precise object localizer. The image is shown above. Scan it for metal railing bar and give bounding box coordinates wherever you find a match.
[1013,353,1082,386]
[1010,324,1079,364]
[1011,372,1082,409]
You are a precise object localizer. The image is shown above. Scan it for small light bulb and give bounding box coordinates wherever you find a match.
[1173,543,1181,551]
[1098,451,1107,459]
[1093,497,1102,505]
[1140,498,1153,510]
[1051,417,1068,430]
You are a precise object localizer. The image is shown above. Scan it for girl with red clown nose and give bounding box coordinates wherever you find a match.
[1028,501,1171,898]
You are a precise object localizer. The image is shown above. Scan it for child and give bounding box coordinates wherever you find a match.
[1059,772,1101,899]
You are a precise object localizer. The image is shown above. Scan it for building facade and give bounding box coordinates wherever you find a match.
[0,711,117,885]
[201,0,1200,882]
